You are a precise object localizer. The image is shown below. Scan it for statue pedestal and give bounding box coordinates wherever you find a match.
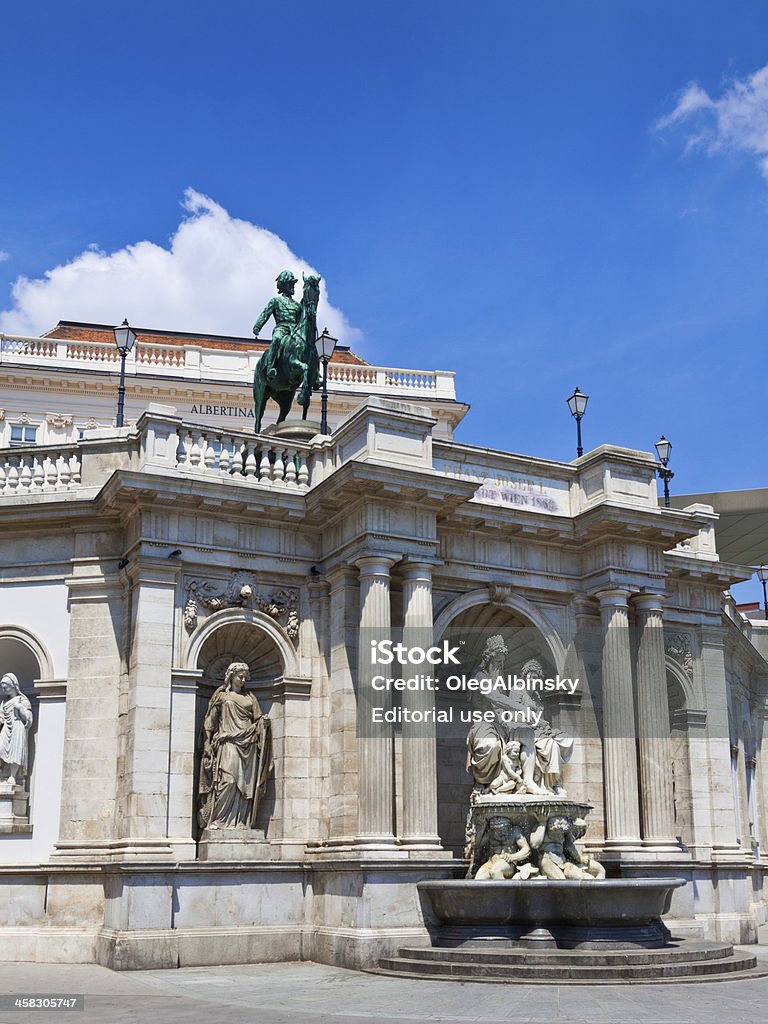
[197,827,270,861]
[0,781,31,832]
[263,419,322,443]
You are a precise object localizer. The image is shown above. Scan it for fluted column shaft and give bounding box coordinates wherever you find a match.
[597,589,641,845]
[634,593,677,845]
[356,555,396,842]
[400,562,440,846]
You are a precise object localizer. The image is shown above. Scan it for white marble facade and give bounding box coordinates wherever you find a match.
[0,391,766,969]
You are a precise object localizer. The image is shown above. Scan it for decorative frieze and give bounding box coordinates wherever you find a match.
[184,572,299,640]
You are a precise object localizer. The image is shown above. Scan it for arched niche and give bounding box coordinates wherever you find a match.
[432,591,566,857]
[181,607,307,845]
[0,625,52,825]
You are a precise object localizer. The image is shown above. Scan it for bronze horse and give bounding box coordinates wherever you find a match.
[252,274,321,432]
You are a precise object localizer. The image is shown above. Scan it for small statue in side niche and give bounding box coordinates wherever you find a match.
[0,673,33,787]
[474,815,539,880]
[198,661,273,831]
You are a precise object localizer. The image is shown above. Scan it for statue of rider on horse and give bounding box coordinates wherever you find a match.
[252,270,322,433]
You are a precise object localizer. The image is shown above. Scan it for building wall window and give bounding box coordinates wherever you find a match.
[9,424,38,447]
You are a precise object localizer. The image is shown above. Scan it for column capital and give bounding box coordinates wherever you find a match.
[595,587,632,609]
[400,560,436,583]
[633,592,665,614]
[355,554,398,577]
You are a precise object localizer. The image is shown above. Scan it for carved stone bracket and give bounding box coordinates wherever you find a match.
[488,583,512,606]
[665,631,693,678]
[184,572,299,641]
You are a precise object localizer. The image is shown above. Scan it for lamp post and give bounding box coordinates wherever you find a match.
[566,387,589,458]
[113,319,137,427]
[654,434,674,508]
[314,327,337,435]
[757,564,768,618]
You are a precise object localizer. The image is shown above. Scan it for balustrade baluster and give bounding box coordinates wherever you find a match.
[244,442,258,478]
[219,434,231,475]
[273,449,285,483]
[189,430,202,467]
[231,441,244,477]
[297,451,309,487]
[0,461,6,494]
[203,432,216,473]
[7,457,19,493]
[284,448,297,485]
[32,458,45,491]
[259,446,271,482]
[18,459,32,492]
[58,455,71,489]
[69,455,81,486]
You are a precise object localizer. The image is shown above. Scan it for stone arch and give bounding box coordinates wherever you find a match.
[432,589,567,856]
[434,588,566,673]
[665,657,695,712]
[185,607,299,680]
[0,625,54,683]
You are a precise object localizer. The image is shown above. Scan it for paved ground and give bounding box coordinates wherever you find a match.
[0,948,767,1024]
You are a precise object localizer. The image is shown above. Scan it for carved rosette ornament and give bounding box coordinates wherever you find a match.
[184,572,299,641]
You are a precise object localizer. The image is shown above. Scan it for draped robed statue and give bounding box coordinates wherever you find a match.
[252,270,321,432]
[197,661,273,831]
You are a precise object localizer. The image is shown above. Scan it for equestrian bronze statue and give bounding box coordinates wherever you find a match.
[252,270,321,432]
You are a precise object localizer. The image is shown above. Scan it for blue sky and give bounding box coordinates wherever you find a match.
[1,1,766,596]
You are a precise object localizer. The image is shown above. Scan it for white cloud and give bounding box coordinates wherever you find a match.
[0,251,10,262]
[657,65,768,179]
[0,190,360,344]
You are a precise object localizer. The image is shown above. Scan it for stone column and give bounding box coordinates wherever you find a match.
[55,569,123,856]
[356,555,397,845]
[326,566,358,842]
[597,588,641,848]
[634,593,679,850]
[400,561,441,848]
[118,560,179,855]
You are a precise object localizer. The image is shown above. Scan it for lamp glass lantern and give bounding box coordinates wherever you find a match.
[566,387,589,419]
[757,564,768,583]
[655,435,672,465]
[113,319,137,355]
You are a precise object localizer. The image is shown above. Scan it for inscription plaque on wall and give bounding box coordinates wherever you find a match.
[435,458,570,516]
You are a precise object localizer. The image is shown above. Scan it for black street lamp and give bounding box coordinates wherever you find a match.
[654,434,674,508]
[566,387,589,457]
[314,328,337,435]
[113,319,137,427]
[757,564,768,618]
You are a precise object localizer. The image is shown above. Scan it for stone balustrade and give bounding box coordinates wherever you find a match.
[0,332,456,400]
[175,424,312,488]
[0,445,82,494]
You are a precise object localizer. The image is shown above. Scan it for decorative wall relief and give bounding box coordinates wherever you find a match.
[665,632,694,678]
[184,572,299,640]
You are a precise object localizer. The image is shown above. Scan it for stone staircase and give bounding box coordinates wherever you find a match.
[376,941,762,983]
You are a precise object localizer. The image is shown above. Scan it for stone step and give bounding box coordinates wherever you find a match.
[397,940,735,967]
[376,949,759,983]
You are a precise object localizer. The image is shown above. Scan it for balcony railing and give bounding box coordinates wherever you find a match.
[0,445,82,495]
[0,332,456,400]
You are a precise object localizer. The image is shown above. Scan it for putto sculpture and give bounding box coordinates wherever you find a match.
[198,661,273,831]
[252,270,321,432]
[0,673,32,787]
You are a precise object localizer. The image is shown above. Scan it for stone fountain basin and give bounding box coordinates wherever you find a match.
[420,878,685,927]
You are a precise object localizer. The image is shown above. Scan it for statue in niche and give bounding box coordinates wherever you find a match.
[0,674,33,786]
[465,638,572,796]
[197,661,273,831]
